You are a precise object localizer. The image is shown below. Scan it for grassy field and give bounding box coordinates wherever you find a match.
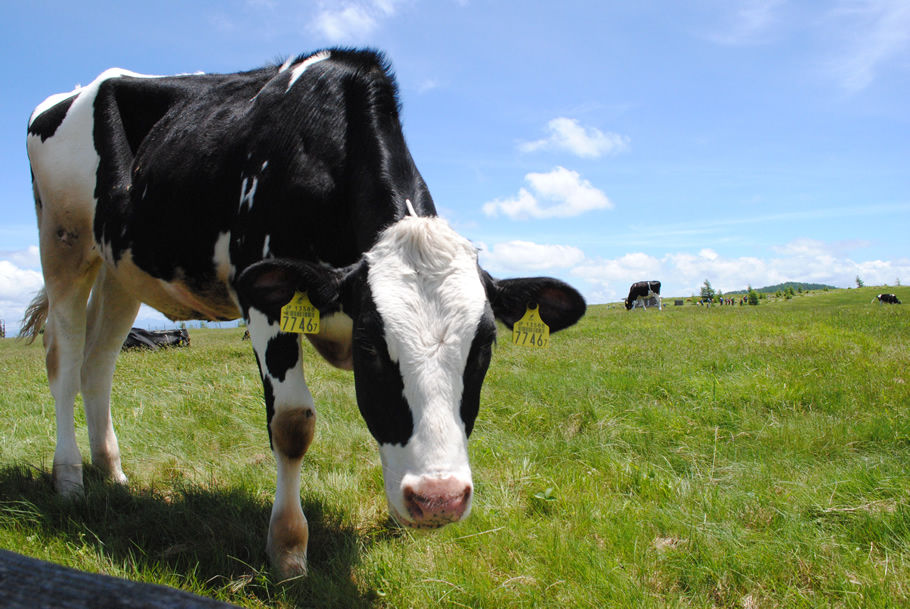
[1,285,908,608]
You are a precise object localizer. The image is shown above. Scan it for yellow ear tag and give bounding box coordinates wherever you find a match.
[280,291,320,334]
[512,304,549,348]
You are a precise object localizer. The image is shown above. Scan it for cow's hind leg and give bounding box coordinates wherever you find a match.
[42,260,99,496]
[247,309,316,577]
[81,266,141,484]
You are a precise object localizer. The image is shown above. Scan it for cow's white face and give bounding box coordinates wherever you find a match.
[357,216,494,527]
[234,215,585,531]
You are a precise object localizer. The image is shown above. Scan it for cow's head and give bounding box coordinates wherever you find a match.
[235,216,585,528]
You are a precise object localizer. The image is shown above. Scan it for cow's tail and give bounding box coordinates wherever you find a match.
[20,287,49,344]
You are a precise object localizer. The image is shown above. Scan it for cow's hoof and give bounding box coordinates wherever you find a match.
[92,453,129,486]
[107,469,129,486]
[268,545,308,580]
[52,462,84,497]
[266,513,309,580]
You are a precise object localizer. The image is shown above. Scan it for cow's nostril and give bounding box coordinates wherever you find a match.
[402,485,426,519]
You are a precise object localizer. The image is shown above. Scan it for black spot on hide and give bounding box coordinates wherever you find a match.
[265,333,299,383]
[28,95,76,142]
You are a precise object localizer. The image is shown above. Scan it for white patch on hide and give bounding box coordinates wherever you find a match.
[285,51,331,92]
[364,216,486,520]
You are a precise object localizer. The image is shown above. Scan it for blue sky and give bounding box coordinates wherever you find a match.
[2,1,909,330]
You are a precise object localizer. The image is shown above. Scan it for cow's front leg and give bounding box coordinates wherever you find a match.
[248,310,316,578]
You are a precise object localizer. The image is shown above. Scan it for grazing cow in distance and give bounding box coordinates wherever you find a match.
[22,49,586,577]
[624,280,662,310]
[875,293,902,304]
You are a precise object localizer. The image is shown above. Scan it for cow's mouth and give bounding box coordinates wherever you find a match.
[388,503,448,530]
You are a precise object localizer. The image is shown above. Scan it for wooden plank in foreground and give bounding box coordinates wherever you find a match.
[0,550,241,609]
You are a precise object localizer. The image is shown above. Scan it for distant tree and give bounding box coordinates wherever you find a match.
[785,286,795,300]
[747,285,759,306]
[856,275,864,288]
[700,279,715,302]
[897,278,902,287]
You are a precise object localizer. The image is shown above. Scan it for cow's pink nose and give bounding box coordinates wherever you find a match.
[402,477,472,527]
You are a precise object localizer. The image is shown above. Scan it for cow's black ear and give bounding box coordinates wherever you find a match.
[234,259,345,317]
[482,271,586,332]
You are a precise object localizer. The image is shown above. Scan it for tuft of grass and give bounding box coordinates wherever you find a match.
[1,288,909,607]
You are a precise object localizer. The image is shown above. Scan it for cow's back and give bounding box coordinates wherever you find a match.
[27,50,432,322]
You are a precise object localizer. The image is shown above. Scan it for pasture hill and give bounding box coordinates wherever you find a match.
[727,281,838,295]
[1,285,908,608]
[657,284,895,306]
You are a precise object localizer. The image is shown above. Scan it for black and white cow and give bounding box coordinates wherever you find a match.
[875,293,902,304]
[23,49,585,576]
[624,280,661,310]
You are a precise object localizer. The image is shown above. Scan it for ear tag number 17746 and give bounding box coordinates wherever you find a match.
[280,291,320,334]
[512,304,549,348]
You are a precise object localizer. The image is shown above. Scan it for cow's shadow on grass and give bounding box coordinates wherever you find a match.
[0,464,379,609]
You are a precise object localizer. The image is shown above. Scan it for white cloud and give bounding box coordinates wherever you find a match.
[479,240,585,273]
[245,0,278,9]
[313,0,402,41]
[661,250,772,291]
[772,237,830,257]
[482,167,613,220]
[698,248,719,261]
[0,251,221,336]
[209,13,238,33]
[0,259,44,334]
[519,118,629,158]
[0,246,41,271]
[568,239,910,303]
[572,252,663,285]
[371,0,399,16]
[826,0,910,92]
[703,0,784,46]
[315,6,376,40]
[418,79,441,94]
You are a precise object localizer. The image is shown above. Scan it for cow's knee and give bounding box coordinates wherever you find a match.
[271,407,315,460]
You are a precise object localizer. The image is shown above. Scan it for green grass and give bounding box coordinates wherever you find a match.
[1,285,909,608]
